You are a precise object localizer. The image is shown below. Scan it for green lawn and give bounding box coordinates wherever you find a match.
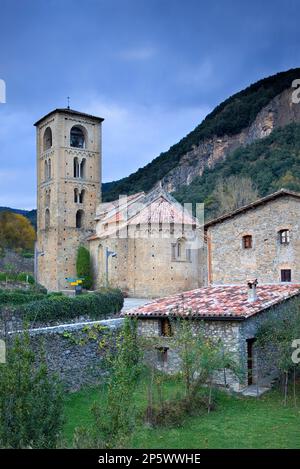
[63,379,300,449]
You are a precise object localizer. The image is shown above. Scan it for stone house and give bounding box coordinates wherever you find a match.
[204,189,300,286]
[125,281,300,391]
[88,186,205,298]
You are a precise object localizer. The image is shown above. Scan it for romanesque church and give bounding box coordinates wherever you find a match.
[36,107,300,299]
[35,107,204,296]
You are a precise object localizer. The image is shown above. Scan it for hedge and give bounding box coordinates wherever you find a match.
[0,272,35,284]
[0,289,60,307]
[0,289,45,306]
[17,288,124,322]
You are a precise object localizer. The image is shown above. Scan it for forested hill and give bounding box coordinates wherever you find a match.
[174,122,300,219]
[0,207,37,228]
[102,67,300,201]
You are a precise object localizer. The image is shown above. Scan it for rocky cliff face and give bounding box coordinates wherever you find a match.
[161,88,300,192]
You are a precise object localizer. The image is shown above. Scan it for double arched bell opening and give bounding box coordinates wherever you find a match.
[74,188,85,204]
[73,157,86,179]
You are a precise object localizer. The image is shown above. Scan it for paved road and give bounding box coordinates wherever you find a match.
[122,297,153,311]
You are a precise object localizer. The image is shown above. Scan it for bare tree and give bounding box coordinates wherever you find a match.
[212,176,258,217]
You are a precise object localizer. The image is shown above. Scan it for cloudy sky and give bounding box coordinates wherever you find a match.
[0,0,299,209]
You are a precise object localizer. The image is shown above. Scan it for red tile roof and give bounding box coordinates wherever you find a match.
[128,195,196,225]
[124,284,300,320]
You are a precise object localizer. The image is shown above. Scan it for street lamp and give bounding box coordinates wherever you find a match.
[105,247,117,288]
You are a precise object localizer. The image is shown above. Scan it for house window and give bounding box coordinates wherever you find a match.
[157,347,168,365]
[279,229,290,245]
[243,235,252,249]
[170,222,174,234]
[160,318,172,337]
[70,126,86,148]
[281,269,291,282]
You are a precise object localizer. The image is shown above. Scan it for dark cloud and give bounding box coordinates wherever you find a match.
[0,0,299,208]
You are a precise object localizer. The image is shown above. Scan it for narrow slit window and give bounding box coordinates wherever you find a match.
[243,235,252,249]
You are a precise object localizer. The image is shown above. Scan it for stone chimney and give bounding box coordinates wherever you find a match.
[247,279,258,302]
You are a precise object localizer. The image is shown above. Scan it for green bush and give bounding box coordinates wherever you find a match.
[0,289,45,306]
[76,246,93,290]
[21,251,34,259]
[17,288,124,323]
[0,331,64,448]
[0,271,34,284]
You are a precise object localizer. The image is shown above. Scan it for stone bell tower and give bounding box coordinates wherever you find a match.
[35,108,103,291]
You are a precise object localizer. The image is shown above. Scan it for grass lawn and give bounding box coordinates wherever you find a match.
[63,378,300,449]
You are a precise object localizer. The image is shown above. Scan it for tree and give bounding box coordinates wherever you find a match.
[271,170,300,193]
[212,176,258,217]
[73,319,142,448]
[76,245,93,290]
[0,211,35,252]
[256,299,300,406]
[173,318,241,411]
[0,331,64,448]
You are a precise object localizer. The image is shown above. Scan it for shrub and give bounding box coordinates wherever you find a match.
[17,288,124,323]
[0,271,34,284]
[0,289,46,306]
[0,331,64,448]
[76,246,93,290]
[21,251,34,259]
[145,394,210,428]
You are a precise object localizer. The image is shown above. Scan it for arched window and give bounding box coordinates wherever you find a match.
[79,189,85,203]
[171,238,190,262]
[48,159,51,179]
[76,209,84,228]
[45,209,50,230]
[43,127,52,151]
[45,190,50,207]
[73,157,79,178]
[70,126,86,148]
[80,158,86,178]
[44,160,48,180]
[74,188,79,203]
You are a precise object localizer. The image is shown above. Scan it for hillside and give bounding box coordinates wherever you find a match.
[174,122,300,219]
[0,207,37,228]
[103,67,300,201]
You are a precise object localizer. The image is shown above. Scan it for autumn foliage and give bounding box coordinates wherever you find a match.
[0,211,35,252]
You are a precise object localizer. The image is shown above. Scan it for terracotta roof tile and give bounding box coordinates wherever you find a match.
[124,284,300,320]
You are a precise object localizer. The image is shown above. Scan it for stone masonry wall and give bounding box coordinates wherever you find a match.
[138,298,299,391]
[90,224,206,298]
[4,318,124,391]
[207,195,300,285]
[36,110,102,292]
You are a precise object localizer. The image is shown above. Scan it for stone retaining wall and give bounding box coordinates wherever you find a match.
[3,318,124,391]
